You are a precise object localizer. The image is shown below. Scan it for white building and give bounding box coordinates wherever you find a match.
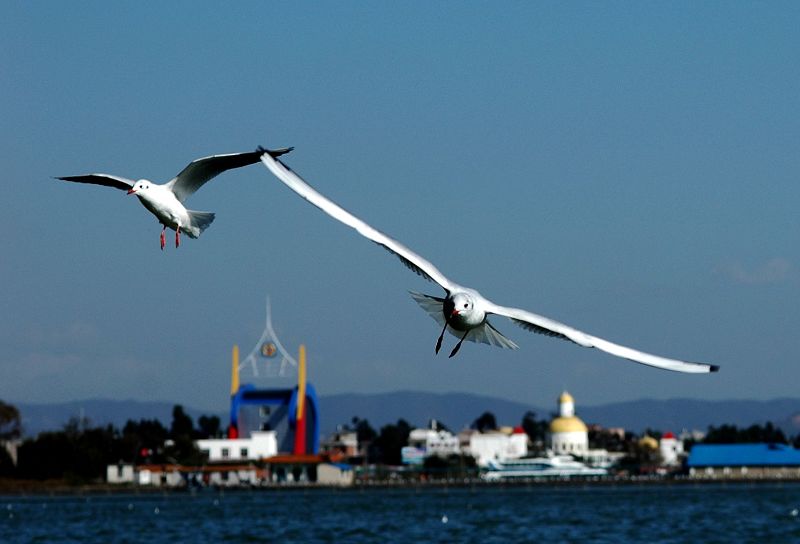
[196,430,278,462]
[317,463,355,486]
[659,431,684,466]
[549,391,588,456]
[405,422,460,459]
[466,427,528,467]
[137,466,184,487]
[106,463,136,484]
[321,429,359,457]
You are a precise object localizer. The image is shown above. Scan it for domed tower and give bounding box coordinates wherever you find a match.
[549,391,588,456]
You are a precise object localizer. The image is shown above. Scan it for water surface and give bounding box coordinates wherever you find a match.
[2,483,799,543]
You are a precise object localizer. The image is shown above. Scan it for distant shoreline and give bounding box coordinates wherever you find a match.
[2,476,800,496]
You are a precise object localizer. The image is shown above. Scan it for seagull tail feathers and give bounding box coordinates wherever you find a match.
[467,322,519,350]
[186,210,215,238]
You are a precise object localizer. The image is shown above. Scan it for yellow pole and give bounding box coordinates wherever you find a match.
[230,344,240,396]
[296,344,306,420]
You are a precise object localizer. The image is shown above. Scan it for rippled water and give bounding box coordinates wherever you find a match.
[2,483,800,543]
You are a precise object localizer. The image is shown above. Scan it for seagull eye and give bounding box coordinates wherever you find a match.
[463,303,468,308]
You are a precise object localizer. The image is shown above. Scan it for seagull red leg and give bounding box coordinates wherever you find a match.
[175,226,181,248]
[160,226,166,251]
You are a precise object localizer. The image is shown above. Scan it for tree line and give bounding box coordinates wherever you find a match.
[0,403,219,483]
[2,398,800,483]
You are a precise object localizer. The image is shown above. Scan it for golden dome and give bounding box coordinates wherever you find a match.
[550,416,587,434]
[638,435,659,450]
[559,391,575,404]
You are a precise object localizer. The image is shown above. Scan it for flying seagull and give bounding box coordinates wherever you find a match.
[259,148,718,374]
[56,148,292,249]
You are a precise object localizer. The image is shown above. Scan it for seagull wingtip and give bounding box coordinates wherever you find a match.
[709,364,720,373]
[257,146,294,158]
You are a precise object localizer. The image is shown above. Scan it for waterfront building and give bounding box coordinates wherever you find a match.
[407,422,460,457]
[106,463,136,484]
[320,428,359,458]
[687,443,800,479]
[659,431,684,466]
[196,430,278,462]
[549,391,588,456]
[402,420,460,464]
[464,427,528,467]
[106,459,352,487]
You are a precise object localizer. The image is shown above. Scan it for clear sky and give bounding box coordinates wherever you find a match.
[2,2,799,413]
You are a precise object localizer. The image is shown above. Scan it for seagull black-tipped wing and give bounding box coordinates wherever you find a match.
[485,301,719,374]
[168,149,276,203]
[260,150,456,293]
[56,174,134,192]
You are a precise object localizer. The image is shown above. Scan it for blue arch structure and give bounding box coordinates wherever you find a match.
[229,383,319,454]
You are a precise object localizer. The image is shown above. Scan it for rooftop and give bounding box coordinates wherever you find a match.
[687,443,800,467]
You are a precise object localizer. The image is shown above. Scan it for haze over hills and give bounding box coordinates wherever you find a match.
[11,393,800,438]
[321,393,800,436]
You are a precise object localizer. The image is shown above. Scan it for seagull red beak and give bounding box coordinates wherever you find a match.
[451,309,460,317]
[127,188,136,195]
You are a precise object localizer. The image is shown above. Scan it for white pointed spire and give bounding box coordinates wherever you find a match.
[238,296,298,378]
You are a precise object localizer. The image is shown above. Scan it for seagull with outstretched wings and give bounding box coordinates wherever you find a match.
[57,148,291,249]
[259,147,718,374]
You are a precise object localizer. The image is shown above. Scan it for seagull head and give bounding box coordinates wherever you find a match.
[127,180,152,196]
[449,293,475,318]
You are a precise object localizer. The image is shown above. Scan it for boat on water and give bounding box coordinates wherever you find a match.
[482,455,608,480]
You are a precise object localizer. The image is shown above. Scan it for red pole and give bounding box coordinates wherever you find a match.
[293,410,306,455]
[293,345,307,455]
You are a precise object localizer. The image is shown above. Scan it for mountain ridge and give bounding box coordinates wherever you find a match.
[9,393,800,438]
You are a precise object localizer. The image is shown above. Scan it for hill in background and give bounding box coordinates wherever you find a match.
[11,393,800,438]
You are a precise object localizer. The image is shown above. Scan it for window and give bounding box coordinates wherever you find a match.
[240,448,248,458]
[221,448,230,459]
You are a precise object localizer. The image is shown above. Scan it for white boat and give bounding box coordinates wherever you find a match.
[482,455,608,480]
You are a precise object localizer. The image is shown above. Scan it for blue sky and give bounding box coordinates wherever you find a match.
[2,2,799,414]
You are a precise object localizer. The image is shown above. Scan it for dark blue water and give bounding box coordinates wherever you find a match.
[2,483,800,543]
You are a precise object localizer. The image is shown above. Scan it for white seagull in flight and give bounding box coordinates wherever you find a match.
[259,148,719,374]
[56,148,291,249]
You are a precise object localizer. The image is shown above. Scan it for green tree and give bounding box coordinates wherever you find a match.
[703,422,788,445]
[521,411,548,447]
[351,417,377,444]
[197,415,221,439]
[121,419,169,462]
[170,405,195,439]
[166,405,201,464]
[373,419,412,465]
[16,418,122,482]
[472,411,497,432]
[0,447,14,477]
